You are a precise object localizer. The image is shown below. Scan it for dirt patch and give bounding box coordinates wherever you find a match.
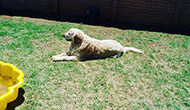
[0,15,13,20]
[0,15,61,25]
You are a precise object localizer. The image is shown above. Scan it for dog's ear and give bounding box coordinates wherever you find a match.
[73,32,83,45]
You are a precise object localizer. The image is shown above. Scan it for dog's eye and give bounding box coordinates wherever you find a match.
[68,32,73,35]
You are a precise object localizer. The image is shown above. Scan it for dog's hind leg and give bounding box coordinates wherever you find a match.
[124,47,143,53]
[111,52,123,58]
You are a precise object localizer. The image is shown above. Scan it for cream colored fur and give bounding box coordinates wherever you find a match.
[51,28,143,61]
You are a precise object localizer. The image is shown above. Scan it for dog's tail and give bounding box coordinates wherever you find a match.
[124,47,144,53]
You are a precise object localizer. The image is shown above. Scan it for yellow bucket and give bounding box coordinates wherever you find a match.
[0,61,24,110]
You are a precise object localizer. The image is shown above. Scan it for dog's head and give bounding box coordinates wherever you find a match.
[63,28,84,45]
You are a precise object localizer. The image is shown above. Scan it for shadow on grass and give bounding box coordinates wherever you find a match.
[0,10,190,36]
[6,88,25,110]
[52,56,120,62]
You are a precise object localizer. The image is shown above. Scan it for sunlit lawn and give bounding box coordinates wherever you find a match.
[0,15,190,110]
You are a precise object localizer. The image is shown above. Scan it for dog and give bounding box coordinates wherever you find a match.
[51,28,143,61]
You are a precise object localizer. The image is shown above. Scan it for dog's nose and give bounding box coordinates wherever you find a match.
[63,34,65,38]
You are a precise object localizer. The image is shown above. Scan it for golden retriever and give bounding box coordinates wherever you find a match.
[51,28,143,61]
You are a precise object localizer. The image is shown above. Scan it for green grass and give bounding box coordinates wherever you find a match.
[0,15,190,110]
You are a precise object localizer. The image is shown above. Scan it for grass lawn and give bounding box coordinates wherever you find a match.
[0,15,190,110]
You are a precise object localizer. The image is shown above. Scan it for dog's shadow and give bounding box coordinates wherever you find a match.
[6,88,25,110]
[52,56,118,62]
[80,56,118,61]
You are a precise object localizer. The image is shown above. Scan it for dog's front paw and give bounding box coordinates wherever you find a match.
[51,56,58,62]
[139,50,144,54]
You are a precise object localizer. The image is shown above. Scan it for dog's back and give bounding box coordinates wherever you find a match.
[78,38,125,59]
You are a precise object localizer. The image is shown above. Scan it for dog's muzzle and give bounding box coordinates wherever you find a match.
[63,35,72,41]
[65,39,72,41]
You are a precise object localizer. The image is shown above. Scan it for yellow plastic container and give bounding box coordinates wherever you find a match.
[0,61,24,110]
